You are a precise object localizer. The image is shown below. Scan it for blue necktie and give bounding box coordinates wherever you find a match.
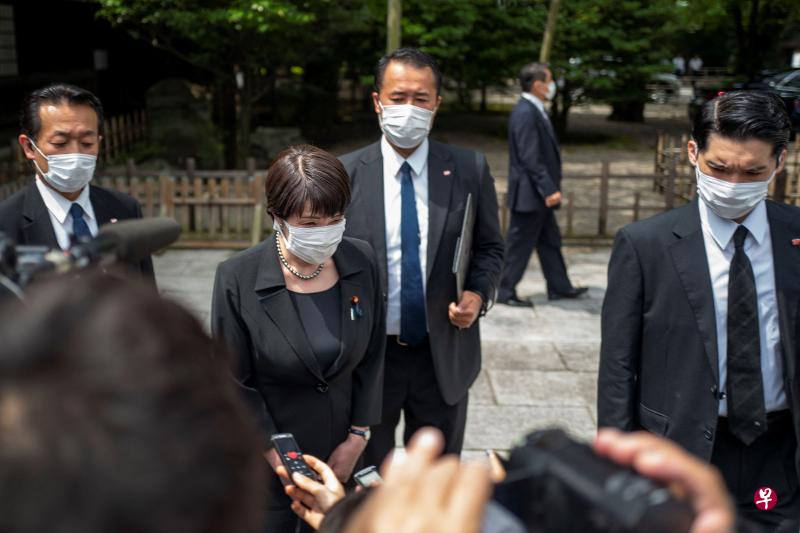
[399,161,427,346]
[69,203,92,241]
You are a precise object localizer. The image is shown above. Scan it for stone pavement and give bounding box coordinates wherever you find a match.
[153,245,609,457]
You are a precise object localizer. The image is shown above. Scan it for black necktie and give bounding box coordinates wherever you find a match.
[399,162,426,346]
[726,225,766,445]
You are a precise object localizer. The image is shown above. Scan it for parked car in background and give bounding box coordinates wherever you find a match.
[689,69,800,137]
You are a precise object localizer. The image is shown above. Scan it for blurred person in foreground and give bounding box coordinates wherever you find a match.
[498,63,586,307]
[212,145,385,532]
[599,91,800,530]
[341,47,504,463]
[0,272,265,533]
[278,427,740,533]
[0,83,154,282]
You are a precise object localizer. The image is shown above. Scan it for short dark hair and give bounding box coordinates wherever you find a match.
[265,144,351,220]
[519,63,550,92]
[20,83,105,140]
[692,91,791,160]
[0,273,265,533]
[375,47,442,95]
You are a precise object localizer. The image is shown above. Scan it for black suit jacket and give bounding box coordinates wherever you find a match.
[598,199,800,470]
[340,139,504,405]
[211,236,386,460]
[0,181,155,281]
[506,97,562,213]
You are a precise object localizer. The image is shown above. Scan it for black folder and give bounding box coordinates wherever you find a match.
[452,193,475,301]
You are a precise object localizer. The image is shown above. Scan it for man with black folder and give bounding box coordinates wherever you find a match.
[341,48,504,461]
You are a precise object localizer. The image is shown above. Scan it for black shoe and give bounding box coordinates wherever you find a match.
[498,295,534,308]
[548,287,589,300]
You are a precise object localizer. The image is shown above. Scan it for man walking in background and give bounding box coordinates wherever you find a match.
[498,63,586,307]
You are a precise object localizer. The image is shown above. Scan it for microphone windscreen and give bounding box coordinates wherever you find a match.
[98,218,181,261]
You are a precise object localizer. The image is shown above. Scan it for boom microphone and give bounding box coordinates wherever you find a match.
[92,217,182,262]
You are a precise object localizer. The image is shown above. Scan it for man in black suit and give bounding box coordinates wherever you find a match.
[0,83,154,281]
[341,48,504,461]
[598,91,800,529]
[498,63,585,307]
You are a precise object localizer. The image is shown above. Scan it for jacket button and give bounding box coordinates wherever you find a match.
[316,382,329,393]
[703,429,714,441]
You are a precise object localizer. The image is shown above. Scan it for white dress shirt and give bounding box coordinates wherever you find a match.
[381,135,429,336]
[520,92,549,120]
[35,177,98,250]
[698,199,786,416]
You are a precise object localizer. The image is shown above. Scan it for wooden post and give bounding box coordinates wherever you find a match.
[251,174,265,246]
[598,162,610,236]
[126,158,136,180]
[386,0,402,53]
[633,191,641,222]
[111,116,121,161]
[159,175,171,218]
[247,157,256,176]
[539,0,561,63]
[665,155,676,211]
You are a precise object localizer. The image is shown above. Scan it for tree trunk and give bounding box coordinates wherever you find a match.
[215,77,238,168]
[609,100,645,122]
[480,83,487,112]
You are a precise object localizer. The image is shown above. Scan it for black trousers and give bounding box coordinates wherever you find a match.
[711,411,800,531]
[363,337,469,467]
[499,208,572,301]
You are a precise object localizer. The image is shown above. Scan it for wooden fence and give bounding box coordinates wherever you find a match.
[12,151,800,247]
[498,161,684,240]
[96,158,269,249]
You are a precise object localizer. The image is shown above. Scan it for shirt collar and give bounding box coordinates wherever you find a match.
[381,135,429,178]
[34,176,94,224]
[698,198,769,250]
[521,92,547,115]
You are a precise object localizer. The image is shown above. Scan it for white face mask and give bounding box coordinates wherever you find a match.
[30,140,96,193]
[546,81,557,100]
[378,102,434,149]
[695,164,774,220]
[277,218,346,265]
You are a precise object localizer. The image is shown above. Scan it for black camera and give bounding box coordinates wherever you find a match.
[493,428,694,533]
[0,217,180,300]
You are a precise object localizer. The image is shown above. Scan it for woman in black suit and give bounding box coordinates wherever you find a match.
[211,145,385,533]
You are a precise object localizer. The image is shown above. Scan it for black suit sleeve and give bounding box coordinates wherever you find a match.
[350,242,386,427]
[211,263,276,446]
[465,153,505,309]
[511,111,558,199]
[598,228,643,431]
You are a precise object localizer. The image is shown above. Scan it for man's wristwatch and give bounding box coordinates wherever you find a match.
[348,427,371,441]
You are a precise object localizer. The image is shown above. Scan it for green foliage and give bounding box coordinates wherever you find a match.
[551,0,678,121]
[675,0,800,78]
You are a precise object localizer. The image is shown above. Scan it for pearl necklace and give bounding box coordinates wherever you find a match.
[275,233,324,280]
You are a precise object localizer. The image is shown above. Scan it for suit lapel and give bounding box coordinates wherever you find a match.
[21,181,59,248]
[89,186,114,227]
[326,241,366,378]
[254,239,325,382]
[766,202,800,382]
[355,144,388,291]
[426,140,454,281]
[668,200,720,383]
[523,98,560,159]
